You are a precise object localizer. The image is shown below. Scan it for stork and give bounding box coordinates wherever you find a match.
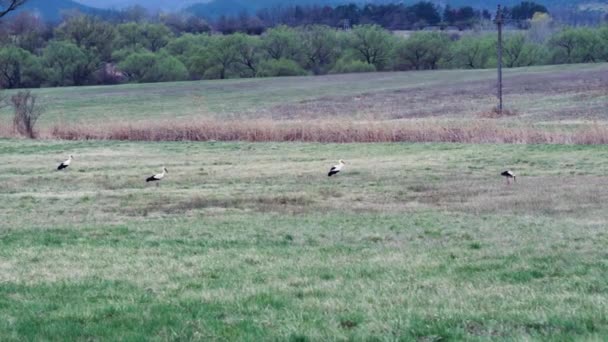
[57,155,73,171]
[328,160,345,177]
[501,170,516,185]
[146,167,168,184]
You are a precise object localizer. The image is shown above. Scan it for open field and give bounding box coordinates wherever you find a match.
[2,139,608,340]
[1,63,608,141]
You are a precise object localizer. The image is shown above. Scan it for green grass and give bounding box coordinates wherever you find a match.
[2,139,608,340]
[1,63,607,128]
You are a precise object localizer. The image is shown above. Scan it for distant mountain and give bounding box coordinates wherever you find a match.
[10,0,115,22]
[11,0,607,22]
[74,0,205,11]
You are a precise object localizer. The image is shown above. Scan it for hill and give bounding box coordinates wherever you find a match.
[74,0,203,11]
[10,0,115,22]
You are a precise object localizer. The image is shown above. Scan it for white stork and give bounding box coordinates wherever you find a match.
[501,170,516,184]
[146,167,168,183]
[328,160,345,177]
[57,155,73,171]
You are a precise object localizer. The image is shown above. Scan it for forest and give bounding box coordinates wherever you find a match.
[0,1,606,88]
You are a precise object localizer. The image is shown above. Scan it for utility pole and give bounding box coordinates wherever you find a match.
[495,4,504,114]
[343,19,351,31]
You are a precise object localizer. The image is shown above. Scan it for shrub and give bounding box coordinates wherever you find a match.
[394,32,451,70]
[119,52,189,83]
[257,59,307,77]
[151,54,190,82]
[0,46,45,88]
[11,91,43,139]
[330,59,377,74]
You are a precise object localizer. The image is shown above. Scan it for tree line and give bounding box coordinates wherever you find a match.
[215,1,550,34]
[0,11,607,88]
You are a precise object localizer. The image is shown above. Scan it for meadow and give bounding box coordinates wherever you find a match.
[1,63,607,142]
[2,140,608,340]
[1,64,608,340]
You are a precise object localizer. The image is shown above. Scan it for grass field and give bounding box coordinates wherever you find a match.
[1,63,607,131]
[2,139,608,340]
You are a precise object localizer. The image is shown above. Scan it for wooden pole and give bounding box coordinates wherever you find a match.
[496,5,504,114]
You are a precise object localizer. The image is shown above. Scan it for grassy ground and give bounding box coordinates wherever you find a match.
[2,139,608,340]
[1,63,607,129]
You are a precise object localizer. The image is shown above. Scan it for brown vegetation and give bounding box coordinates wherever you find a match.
[477,108,519,119]
[48,119,608,144]
[11,91,43,139]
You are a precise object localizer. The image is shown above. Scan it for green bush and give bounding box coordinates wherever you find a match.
[330,59,377,74]
[119,52,189,83]
[0,46,45,88]
[257,58,307,77]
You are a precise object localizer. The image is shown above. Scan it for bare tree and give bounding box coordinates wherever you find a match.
[0,89,6,112]
[0,0,27,19]
[11,90,43,139]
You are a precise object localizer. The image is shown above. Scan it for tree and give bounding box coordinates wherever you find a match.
[119,5,148,23]
[443,5,456,25]
[0,0,26,19]
[184,16,212,34]
[116,22,173,53]
[161,14,211,34]
[549,27,601,64]
[503,33,546,67]
[116,23,142,51]
[185,35,240,80]
[165,33,210,57]
[451,35,495,69]
[118,51,156,82]
[410,1,441,26]
[299,25,338,74]
[350,25,394,70]
[510,1,548,21]
[55,15,116,61]
[230,33,261,77]
[395,32,450,70]
[7,12,49,53]
[11,90,43,138]
[165,34,212,79]
[596,25,608,62]
[204,35,239,79]
[0,46,43,88]
[150,53,189,82]
[528,12,554,44]
[43,41,94,86]
[452,6,478,29]
[261,25,302,61]
[119,51,188,83]
[140,23,173,52]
